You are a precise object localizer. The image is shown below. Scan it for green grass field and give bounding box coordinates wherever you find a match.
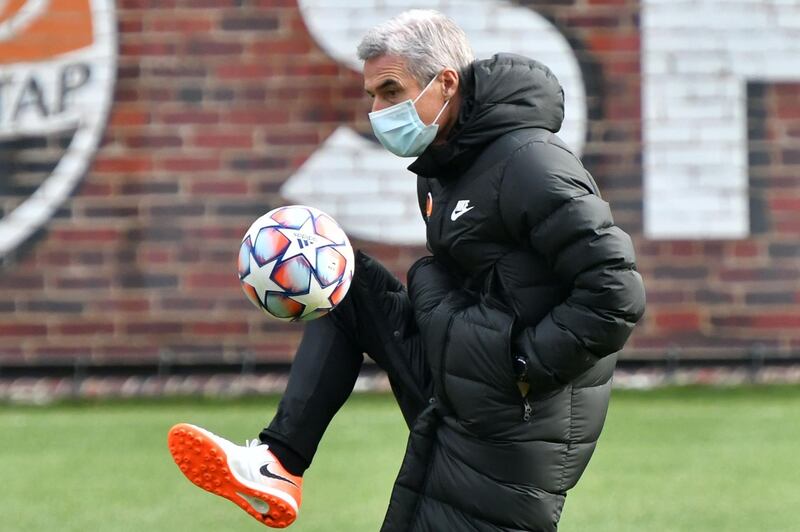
[2,386,799,531]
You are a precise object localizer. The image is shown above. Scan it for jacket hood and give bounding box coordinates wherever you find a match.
[408,53,565,177]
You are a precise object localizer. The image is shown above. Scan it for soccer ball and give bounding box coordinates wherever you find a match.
[238,205,355,321]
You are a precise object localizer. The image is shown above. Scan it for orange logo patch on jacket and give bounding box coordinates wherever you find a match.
[425,192,433,220]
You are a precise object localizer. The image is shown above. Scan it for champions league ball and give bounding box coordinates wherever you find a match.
[238,205,355,321]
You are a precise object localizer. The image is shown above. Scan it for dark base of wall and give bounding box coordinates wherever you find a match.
[2,361,799,404]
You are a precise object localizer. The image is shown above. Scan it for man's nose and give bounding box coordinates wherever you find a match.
[371,99,390,113]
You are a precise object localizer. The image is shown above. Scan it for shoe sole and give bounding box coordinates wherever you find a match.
[167,423,297,528]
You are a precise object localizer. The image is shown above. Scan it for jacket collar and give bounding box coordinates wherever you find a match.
[408,53,565,179]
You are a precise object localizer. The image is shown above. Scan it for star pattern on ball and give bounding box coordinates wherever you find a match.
[245,213,280,245]
[241,253,284,305]
[276,216,335,271]
[288,272,339,318]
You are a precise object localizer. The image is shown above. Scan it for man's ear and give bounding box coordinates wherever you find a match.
[441,68,459,99]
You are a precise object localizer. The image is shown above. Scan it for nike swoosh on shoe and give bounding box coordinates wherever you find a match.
[261,464,299,487]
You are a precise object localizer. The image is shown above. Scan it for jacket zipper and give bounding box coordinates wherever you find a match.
[522,397,532,422]
[506,313,532,423]
[436,311,459,417]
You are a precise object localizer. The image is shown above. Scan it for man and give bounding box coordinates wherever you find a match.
[168,10,646,531]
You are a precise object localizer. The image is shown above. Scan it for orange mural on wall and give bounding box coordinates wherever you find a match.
[0,0,93,63]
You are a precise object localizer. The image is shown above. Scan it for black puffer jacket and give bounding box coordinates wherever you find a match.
[380,54,646,531]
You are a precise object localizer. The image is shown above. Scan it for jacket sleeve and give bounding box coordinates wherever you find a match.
[499,140,646,392]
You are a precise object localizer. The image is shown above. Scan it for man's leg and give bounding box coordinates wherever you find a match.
[342,251,432,428]
[258,308,364,475]
[260,251,431,474]
[168,252,428,528]
[167,312,359,529]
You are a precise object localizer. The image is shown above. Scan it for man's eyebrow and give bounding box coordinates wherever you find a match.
[366,78,402,95]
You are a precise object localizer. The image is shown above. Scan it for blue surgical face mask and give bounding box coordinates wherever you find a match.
[368,74,450,158]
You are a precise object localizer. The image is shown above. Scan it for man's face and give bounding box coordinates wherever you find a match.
[363,54,446,127]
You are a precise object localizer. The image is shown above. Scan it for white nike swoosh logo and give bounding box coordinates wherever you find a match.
[450,206,474,221]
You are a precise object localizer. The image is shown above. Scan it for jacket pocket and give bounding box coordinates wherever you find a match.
[436,299,525,436]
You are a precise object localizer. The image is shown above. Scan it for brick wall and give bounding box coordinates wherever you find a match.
[1,0,799,365]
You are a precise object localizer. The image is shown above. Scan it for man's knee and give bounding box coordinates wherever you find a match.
[349,251,416,340]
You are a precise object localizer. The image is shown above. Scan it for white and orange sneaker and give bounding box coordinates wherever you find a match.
[167,423,302,528]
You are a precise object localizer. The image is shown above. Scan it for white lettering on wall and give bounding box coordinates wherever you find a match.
[643,0,800,239]
[287,0,586,245]
[0,0,117,258]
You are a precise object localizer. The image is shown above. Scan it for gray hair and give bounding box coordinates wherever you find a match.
[357,10,475,88]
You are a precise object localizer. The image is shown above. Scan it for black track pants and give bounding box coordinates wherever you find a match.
[259,252,432,472]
